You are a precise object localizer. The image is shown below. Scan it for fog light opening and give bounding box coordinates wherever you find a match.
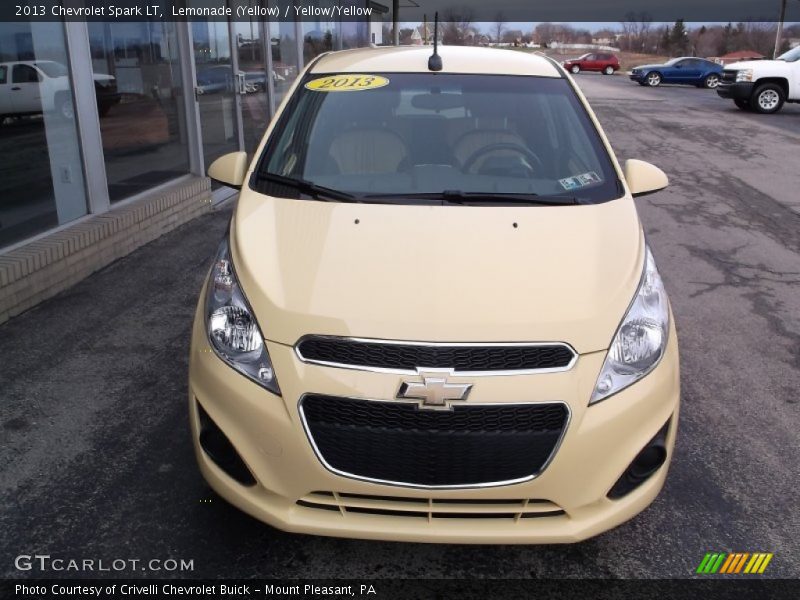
[196,401,257,487]
[607,417,671,500]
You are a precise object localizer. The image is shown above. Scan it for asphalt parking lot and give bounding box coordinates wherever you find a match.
[2,72,799,580]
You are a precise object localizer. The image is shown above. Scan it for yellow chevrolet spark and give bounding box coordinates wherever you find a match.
[189,45,679,543]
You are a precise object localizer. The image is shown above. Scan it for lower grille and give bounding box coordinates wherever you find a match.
[300,395,569,487]
[297,491,566,521]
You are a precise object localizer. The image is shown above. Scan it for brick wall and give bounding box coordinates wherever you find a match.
[0,177,212,325]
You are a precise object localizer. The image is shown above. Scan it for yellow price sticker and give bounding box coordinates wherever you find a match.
[305,74,390,92]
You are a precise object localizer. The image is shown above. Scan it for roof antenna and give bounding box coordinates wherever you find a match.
[428,12,442,72]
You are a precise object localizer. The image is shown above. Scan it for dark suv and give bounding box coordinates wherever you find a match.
[562,53,620,75]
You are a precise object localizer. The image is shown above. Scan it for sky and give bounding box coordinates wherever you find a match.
[402,22,799,35]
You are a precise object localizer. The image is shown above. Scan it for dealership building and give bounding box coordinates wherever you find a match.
[0,3,386,324]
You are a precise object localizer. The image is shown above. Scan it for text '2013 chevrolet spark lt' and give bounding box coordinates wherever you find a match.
[189,45,680,544]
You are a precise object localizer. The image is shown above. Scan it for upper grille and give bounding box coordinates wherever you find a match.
[721,70,737,83]
[300,395,569,487]
[295,337,575,374]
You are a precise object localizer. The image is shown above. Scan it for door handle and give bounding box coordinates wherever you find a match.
[236,72,247,95]
[11,86,20,90]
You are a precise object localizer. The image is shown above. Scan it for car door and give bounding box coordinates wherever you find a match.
[584,54,599,71]
[11,63,43,114]
[0,65,12,114]
[684,59,704,83]
[677,59,701,83]
[790,59,800,99]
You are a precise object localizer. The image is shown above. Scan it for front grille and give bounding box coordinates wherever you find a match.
[721,70,737,83]
[296,491,566,520]
[296,336,575,373]
[300,395,569,487]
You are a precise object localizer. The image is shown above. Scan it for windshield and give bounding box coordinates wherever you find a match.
[778,47,800,62]
[256,73,620,204]
[34,61,68,78]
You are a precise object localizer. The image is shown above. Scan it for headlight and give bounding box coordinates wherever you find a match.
[590,246,670,404]
[736,69,753,82]
[205,237,280,395]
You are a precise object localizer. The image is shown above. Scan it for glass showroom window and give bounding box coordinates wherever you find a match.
[0,22,87,248]
[234,7,271,153]
[88,14,189,201]
[268,20,299,108]
[302,11,337,65]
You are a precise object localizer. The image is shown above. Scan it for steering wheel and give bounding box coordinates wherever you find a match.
[461,143,544,177]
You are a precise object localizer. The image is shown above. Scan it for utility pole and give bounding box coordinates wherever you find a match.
[773,0,787,58]
[393,0,400,46]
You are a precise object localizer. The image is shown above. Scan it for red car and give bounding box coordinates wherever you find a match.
[562,53,620,75]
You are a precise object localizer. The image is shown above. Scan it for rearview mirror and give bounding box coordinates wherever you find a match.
[625,159,668,197]
[411,93,466,111]
[208,151,249,189]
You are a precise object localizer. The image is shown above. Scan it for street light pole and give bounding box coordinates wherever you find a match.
[393,0,400,45]
[773,0,787,58]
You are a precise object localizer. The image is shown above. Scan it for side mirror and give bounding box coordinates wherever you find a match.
[208,151,249,189]
[624,159,668,198]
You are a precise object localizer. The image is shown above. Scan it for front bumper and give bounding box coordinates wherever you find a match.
[628,72,644,82]
[188,301,680,544]
[716,81,755,100]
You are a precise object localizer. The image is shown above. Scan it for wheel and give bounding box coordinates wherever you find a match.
[603,66,615,75]
[570,65,580,74]
[56,94,74,120]
[750,83,785,114]
[646,72,661,87]
[734,99,750,111]
[703,74,720,89]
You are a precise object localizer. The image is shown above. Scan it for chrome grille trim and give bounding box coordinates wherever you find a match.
[294,335,578,376]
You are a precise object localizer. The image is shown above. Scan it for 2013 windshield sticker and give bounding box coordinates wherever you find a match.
[305,75,390,92]
[559,171,602,190]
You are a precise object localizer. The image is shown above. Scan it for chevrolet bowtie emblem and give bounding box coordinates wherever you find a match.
[396,369,472,410]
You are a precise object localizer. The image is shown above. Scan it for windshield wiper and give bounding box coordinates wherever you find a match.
[256,172,361,203]
[364,190,582,206]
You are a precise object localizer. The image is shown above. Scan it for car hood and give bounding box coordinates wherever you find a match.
[631,64,663,71]
[725,59,772,70]
[93,73,115,84]
[230,190,645,354]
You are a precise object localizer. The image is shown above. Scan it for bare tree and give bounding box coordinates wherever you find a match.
[492,11,506,44]
[441,9,475,46]
[620,11,653,52]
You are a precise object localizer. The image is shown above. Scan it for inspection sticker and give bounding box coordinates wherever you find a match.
[559,171,602,190]
[305,74,390,92]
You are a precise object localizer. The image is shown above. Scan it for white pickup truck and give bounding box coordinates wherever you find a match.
[716,46,800,114]
[0,60,119,121]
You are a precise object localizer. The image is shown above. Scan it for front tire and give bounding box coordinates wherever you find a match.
[646,72,662,87]
[734,99,750,111]
[603,66,615,75]
[570,65,580,74]
[750,83,785,114]
[703,74,720,89]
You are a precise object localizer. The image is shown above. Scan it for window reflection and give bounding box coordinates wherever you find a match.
[234,7,269,152]
[269,21,298,107]
[89,13,189,202]
[0,22,87,248]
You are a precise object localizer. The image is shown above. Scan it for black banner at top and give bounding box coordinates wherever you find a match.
[2,0,799,23]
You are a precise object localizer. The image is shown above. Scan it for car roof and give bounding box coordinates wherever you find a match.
[310,46,562,78]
